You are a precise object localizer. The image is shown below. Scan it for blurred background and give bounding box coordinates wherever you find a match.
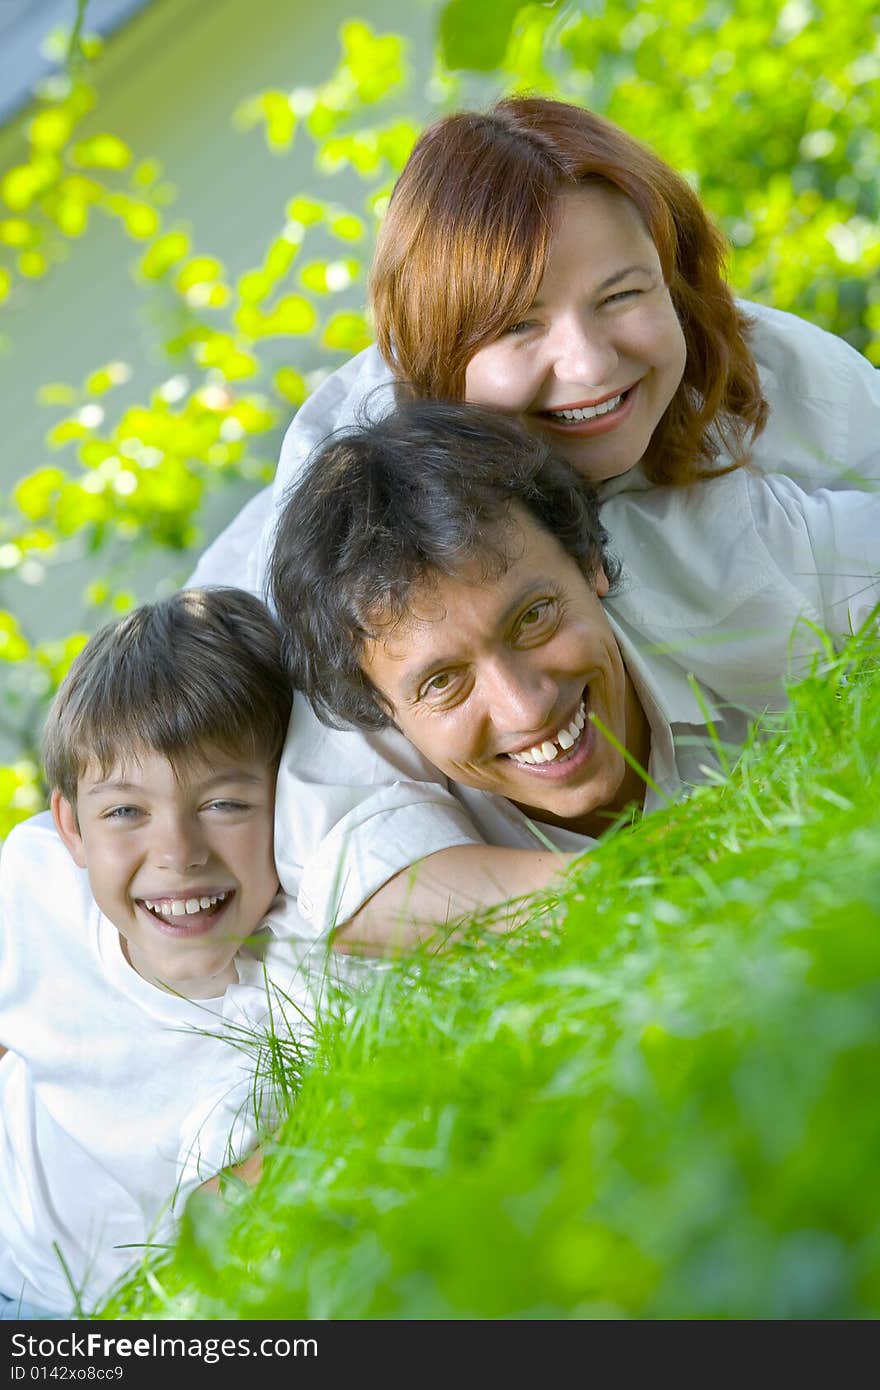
[1,0,878,827]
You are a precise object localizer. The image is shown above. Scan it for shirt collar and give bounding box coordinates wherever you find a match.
[606,609,721,729]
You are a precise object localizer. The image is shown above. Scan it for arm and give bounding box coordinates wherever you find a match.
[197,1146,263,1197]
[748,475,880,639]
[744,301,880,490]
[334,844,580,955]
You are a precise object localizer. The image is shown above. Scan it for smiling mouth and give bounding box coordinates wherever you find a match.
[135,890,234,936]
[506,694,590,769]
[140,889,232,920]
[540,385,635,424]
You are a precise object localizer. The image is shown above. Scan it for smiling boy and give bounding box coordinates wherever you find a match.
[52,747,280,1001]
[0,588,313,1319]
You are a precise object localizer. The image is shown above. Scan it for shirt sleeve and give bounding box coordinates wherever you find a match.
[251,345,399,598]
[744,301,880,490]
[183,345,398,596]
[746,472,880,639]
[184,484,274,593]
[274,694,490,936]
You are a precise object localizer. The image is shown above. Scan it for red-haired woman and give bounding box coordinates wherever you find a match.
[192,97,880,950]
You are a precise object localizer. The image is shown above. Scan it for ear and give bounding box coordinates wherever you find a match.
[51,790,87,869]
[595,565,610,599]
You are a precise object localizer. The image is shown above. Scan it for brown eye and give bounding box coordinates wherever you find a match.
[421,671,452,699]
[521,604,546,625]
[520,600,554,629]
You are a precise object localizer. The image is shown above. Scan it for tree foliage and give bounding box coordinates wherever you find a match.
[0,0,877,831]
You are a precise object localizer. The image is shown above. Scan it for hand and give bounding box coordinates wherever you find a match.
[198,1146,264,1197]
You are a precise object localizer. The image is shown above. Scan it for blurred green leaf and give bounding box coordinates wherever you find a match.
[236,295,317,339]
[0,611,30,663]
[322,310,371,353]
[85,362,131,396]
[14,467,67,521]
[339,21,407,104]
[0,763,43,838]
[72,134,132,170]
[29,107,75,152]
[139,230,190,279]
[273,367,308,406]
[286,196,325,226]
[438,0,527,70]
[0,218,38,248]
[328,212,365,242]
[17,249,49,278]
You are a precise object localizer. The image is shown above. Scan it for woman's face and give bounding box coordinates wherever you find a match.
[464,183,687,483]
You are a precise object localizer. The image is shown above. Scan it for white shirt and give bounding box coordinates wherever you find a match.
[0,813,320,1315]
[186,303,880,933]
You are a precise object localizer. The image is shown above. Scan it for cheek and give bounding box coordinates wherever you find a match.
[396,709,475,771]
[465,349,533,410]
[642,303,687,382]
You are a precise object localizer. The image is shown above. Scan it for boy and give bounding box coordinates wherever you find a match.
[0,587,314,1319]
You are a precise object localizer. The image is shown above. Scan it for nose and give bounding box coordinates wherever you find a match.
[550,314,618,389]
[483,655,558,742]
[151,812,209,874]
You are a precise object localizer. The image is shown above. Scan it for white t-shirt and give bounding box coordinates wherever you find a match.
[0,812,321,1316]
[185,303,880,932]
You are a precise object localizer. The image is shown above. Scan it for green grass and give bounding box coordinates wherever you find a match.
[102,630,880,1320]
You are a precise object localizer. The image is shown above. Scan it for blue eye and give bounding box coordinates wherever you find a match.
[103,805,141,821]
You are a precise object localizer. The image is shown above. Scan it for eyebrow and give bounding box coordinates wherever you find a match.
[398,575,559,699]
[86,770,264,796]
[531,263,654,308]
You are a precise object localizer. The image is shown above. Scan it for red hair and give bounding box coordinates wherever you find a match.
[369,97,767,486]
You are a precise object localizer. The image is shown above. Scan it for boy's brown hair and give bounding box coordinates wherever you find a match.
[43,587,292,808]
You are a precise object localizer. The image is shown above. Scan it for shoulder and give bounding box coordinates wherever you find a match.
[1,811,92,926]
[737,299,880,486]
[740,298,876,403]
[275,345,395,489]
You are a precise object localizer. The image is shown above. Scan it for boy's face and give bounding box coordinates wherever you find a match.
[52,747,279,999]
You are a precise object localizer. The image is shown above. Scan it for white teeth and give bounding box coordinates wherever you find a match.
[141,890,230,919]
[549,394,623,422]
[509,700,587,767]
